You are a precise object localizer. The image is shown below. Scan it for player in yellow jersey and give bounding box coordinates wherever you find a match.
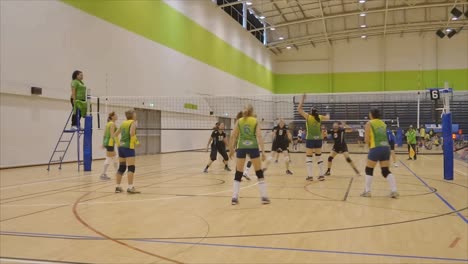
[361,109,399,198]
[113,109,140,194]
[100,112,119,180]
[298,94,330,181]
[229,104,269,205]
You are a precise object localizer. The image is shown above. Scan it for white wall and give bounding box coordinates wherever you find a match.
[0,0,274,167]
[274,31,468,74]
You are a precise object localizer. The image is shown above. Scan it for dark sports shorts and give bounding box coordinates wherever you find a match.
[118,147,135,158]
[274,140,289,152]
[332,144,348,153]
[389,142,395,151]
[237,149,260,159]
[306,139,322,149]
[210,145,228,161]
[368,146,390,161]
[105,146,115,152]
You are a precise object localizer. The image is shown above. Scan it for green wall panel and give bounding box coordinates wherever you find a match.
[63,0,274,92]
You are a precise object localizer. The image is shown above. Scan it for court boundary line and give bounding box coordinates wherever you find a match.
[1,231,467,262]
[400,160,468,224]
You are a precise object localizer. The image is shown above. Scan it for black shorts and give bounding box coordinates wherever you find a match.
[118,147,135,158]
[210,145,228,161]
[306,140,322,149]
[236,149,260,159]
[368,146,390,162]
[389,142,395,150]
[274,139,289,152]
[332,144,348,153]
[105,146,115,152]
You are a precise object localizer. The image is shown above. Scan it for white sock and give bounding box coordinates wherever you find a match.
[306,156,313,177]
[103,157,112,174]
[386,174,397,192]
[284,156,290,170]
[317,156,324,176]
[244,166,250,176]
[113,156,119,169]
[128,184,133,189]
[365,175,373,192]
[258,179,268,198]
[116,184,121,188]
[264,156,273,170]
[232,180,241,198]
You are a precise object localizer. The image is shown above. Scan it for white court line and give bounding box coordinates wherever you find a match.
[0,173,102,191]
[0,258,63,264]
[0,182,259,208]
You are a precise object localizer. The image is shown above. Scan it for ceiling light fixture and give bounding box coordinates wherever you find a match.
[360,24,367,28]
[451,17,458,21]
[361,35,367,39]
[245,1,253,6]
[360,13,366,17]
[279,37,284,40]
[270,27,276,30]
[286,46,292,49]
[359,0,366,3]
[259,15,266,19]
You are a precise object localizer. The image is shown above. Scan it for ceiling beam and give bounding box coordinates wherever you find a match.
[273,2,289,22]
[318,0,331,46]
[383,0,389,36]
[267,20,468,47]
[249,2,468,32]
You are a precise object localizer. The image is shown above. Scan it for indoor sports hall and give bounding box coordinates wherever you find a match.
[0,1,467,263]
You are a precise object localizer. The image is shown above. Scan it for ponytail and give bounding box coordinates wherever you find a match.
[243,104,254,118]
[107,111,115,122]
[311,108,320,122]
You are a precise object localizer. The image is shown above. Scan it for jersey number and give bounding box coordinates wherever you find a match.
[430,89,440,100]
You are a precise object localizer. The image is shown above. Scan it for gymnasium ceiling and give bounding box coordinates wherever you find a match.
[231,0,468,52]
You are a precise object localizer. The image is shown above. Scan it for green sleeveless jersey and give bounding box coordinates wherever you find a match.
[306,115,323,140]
[103,121,117,147]
[369,119,389,148]
[237,117,259,149]
[119,120,137,149]
[71,80,86,101]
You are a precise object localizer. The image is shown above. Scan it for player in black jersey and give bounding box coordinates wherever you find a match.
[204,122,231,173]
[264,119,293,175]
[324,122,360,176]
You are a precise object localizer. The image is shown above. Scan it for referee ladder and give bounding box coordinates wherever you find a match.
[47,110,84,171]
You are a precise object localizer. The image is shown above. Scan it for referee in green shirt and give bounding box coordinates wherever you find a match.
[70,70,87,129]
[405,126,417,160]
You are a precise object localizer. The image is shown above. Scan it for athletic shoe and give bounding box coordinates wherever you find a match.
[100,174,111,180]
[318,175,325,181]
[324,171,331,176]
[390,191,400,199]
[407,158,412,160]
[225,166,232,172]
[286,170,293,175]
[115,187,123,193]
[360,191,372,197]
[242,174,251,181]
[261,197,271,204]
[394,163,399,167]
[274,160,278,163]
[127,187,141,194]
[203,168,208,173]
[231,197,239,205]
[306,176,314,181]
[71,126,78,130]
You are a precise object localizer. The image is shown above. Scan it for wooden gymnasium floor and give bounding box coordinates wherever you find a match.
[1,144,467,264]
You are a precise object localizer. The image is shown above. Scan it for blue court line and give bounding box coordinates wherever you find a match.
[400,161,468,224]
[1,231,467,262]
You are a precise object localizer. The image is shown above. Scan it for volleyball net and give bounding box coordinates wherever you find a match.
[91,91,466,156]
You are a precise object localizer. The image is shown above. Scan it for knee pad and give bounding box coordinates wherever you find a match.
[328,156,334,162]
[315,153,322,157]
[256,170,264,179]
[365,167,374,176]
[267,156,273,161]
[128,165,135,173]
[118,164,127,174]
[346,157,352,163]
[234,171,243,181]
[246,161,252,168]
[381,167,391,178]
[306,156,313,163]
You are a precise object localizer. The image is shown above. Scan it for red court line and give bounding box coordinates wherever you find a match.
[449,237,461,248]
[72,191,184,264]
